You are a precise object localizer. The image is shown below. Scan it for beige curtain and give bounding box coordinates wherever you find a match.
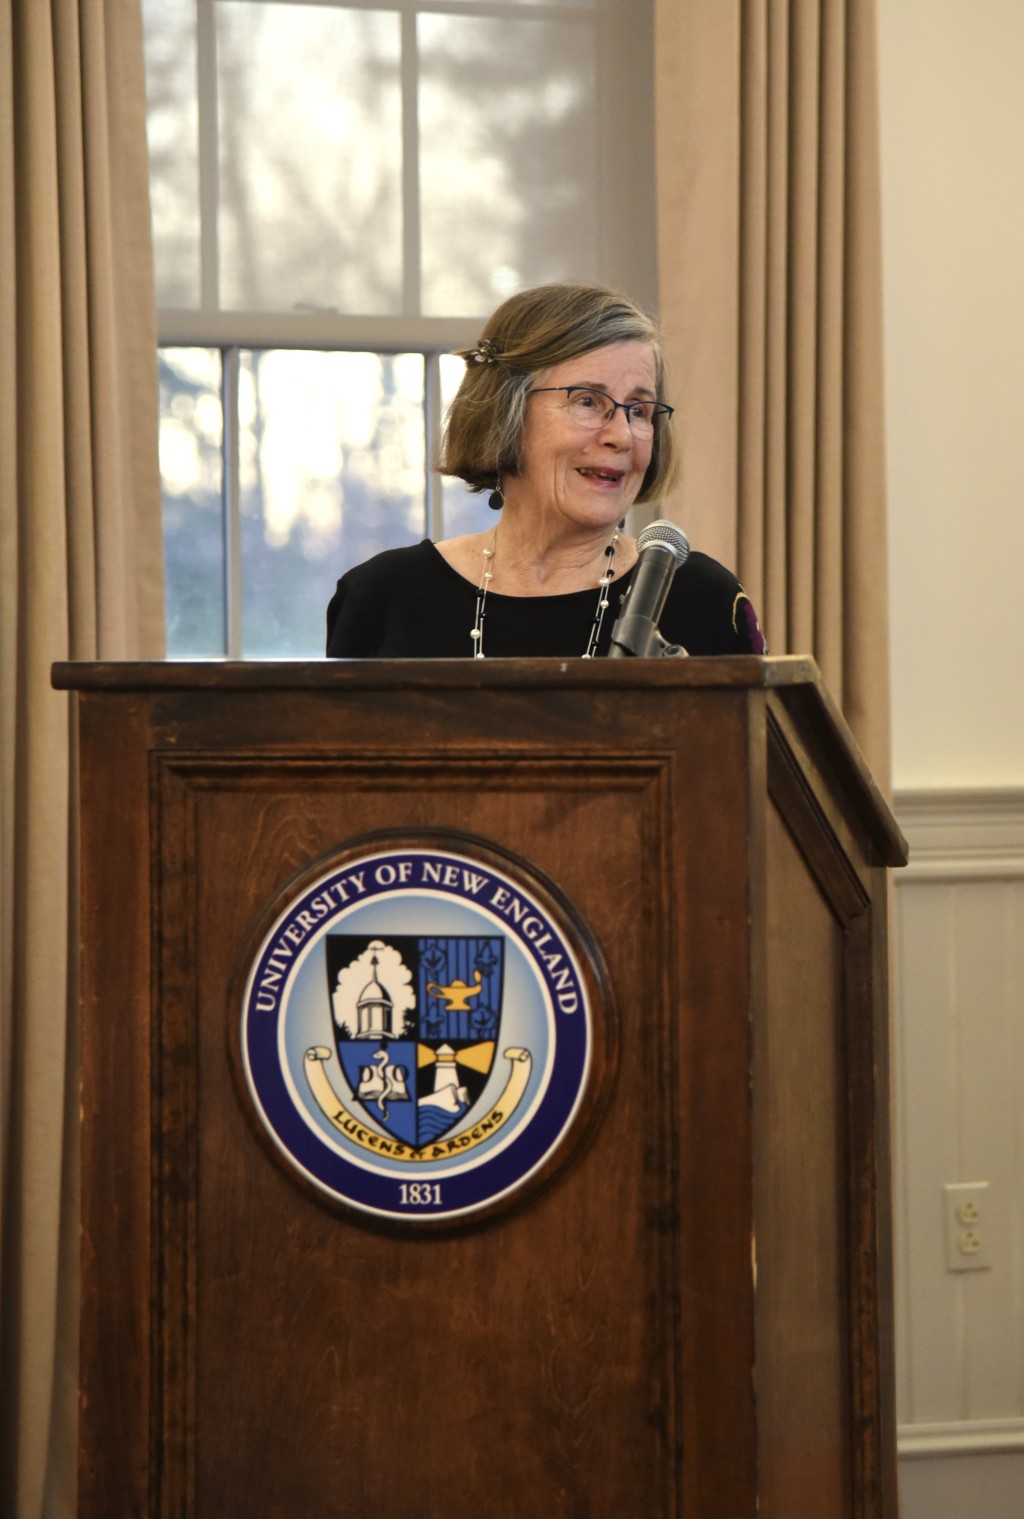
[0,3,163,1515]
[655,0,890,787]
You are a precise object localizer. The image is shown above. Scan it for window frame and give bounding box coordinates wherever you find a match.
[149,0,656,657]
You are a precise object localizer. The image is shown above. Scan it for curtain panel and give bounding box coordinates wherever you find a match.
[655,0,891,786]
[0,3,162,1515]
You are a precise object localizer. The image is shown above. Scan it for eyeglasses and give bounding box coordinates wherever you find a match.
[530,386,674,437]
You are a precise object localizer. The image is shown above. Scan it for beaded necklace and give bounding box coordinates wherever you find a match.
[470,526,621,659]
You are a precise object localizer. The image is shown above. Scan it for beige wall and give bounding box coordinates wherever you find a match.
[881,0,1024,791]
[879,9,1024,1516]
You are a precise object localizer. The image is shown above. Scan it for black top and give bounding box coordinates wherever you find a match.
[326,540,766,659]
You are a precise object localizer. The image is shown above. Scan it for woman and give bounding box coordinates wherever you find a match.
[326,283,765,659]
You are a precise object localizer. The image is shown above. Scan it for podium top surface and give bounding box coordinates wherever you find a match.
[54,651,807,691]
[52,655,907,866]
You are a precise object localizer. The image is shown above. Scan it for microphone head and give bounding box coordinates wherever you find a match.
[636,518,690,566]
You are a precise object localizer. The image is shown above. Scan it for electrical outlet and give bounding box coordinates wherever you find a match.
[944,1182,992,1272]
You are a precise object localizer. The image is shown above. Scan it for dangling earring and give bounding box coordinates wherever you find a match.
[488,474,504,511]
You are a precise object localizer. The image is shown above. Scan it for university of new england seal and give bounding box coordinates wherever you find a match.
[240,842,598,1225]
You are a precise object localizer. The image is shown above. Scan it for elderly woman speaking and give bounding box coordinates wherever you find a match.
[326,283,765,660]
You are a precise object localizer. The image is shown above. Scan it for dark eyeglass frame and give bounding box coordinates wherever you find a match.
[530,385,674,429]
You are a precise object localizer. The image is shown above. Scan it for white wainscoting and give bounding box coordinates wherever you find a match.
[893,789,1024,1518]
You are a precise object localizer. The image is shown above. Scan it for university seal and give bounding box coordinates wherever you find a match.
[240,841,598,1224]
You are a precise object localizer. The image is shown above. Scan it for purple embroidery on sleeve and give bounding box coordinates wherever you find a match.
[736,596,767,654]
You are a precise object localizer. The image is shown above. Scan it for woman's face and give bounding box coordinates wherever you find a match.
[509,339,657,534]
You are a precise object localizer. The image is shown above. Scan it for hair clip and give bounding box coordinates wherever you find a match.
[469,338,500,365]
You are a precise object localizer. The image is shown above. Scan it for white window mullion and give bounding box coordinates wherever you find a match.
[223,346,243,658]
[400,8,421,317]
[197,0,220,311]
[425,351,444,539]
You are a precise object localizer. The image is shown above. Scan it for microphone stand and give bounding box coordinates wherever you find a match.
[607,612,688,659]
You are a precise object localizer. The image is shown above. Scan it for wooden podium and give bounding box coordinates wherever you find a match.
[54,656,907,1519]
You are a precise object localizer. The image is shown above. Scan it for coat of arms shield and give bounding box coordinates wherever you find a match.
[326,934,504,1149]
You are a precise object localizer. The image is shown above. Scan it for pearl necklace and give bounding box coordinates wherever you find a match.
[470,527,620,659]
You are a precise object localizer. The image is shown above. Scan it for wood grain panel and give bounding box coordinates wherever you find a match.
[756,798,850,1518]
[153,753,680,1517]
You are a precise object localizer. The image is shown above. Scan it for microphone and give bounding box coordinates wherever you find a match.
[608,519,690,658]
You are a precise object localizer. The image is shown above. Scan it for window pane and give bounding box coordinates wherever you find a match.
[142,0,200,308]
[216,3,402,314]
[419,12,599,316]
[438,352,487,537]
[238,351,426,657]
[160,350,225,655]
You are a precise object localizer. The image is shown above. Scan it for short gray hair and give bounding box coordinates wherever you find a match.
[438,283,678,503]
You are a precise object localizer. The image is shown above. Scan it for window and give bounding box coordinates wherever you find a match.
[143,0,656,656]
